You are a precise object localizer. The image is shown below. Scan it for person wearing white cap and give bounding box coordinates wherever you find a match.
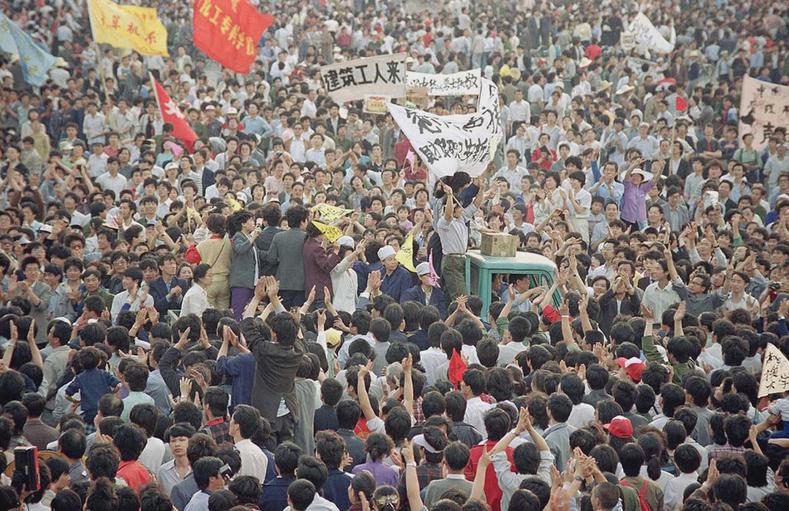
[401,262,448,318]
[330,237,364,313]
[375,244,413,302]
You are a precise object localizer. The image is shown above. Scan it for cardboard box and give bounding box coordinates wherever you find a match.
[480,233,518,257]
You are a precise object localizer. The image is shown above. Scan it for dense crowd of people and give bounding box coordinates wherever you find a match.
[0,0,786,511]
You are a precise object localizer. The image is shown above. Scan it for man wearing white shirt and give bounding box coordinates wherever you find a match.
[230,405,268,482]
[288,124,309,163]
[301,90,318,118]
[87,142,109,178]
[506,124,533,165]
[82,102,107,144]
[494,150,528,193]
[461,369,493,440]
[110,268,155,321]
[508,89,531,133]
[95,157,128,197]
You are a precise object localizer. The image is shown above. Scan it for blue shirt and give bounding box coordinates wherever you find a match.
[65,368,120,423]
[215,353,255,412]
[380,265,414,302]
[260,476,295,511]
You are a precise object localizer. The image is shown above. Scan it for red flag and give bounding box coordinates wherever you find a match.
[676,96,688,112]
[447,349,467,388]
[151,76,197,151]
[193,0,274,74]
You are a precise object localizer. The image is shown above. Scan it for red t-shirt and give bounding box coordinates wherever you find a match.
[464,440,515,511]
[118,460,152,492]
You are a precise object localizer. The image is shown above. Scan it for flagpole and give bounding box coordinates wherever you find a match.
[86,0,111,102]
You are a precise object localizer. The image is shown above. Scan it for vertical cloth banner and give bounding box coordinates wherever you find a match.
[387,77,502,178]
[0,13,56,86]
[150,75,198,151]
[758,343,789,397]
[406,69,482,96]
[193,0,274,74]
[622,12,674,54]
[320,53,407,104]
[739,76,789,150]
[87,0,168,56]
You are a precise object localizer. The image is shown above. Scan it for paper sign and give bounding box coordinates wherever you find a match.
[406,69,482,96]
[320,53,407,104]
[739,75,789,150]
[759,343,789,397]
[388,77,502,178]
[363,94,390,115]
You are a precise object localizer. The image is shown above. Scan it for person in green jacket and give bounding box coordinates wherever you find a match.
[642,301,698,385]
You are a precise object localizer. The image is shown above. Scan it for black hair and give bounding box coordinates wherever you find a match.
[711,474,747,508]
[58,428,87,459]
[287,479,316,511]
[193,456,224,491]
[443,441,470,471]
[336,399,361,429]
[618,443,645,477]
[274,441,303,476]
[228,475,262,505]
[112,424,147,461]
[85,443,120,480]
[232,405,261,439]
[129,403,158,437]
[483,408,511,441]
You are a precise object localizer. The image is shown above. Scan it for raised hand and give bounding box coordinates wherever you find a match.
[175,326,191,350]
[674,301,687,322]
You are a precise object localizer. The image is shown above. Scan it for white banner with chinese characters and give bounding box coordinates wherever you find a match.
[758,343,789,397]
[387,78,502,178]
[320,54,407,104]
[406,69,481,96]
[622,12,674,54]
[739,76,789,150]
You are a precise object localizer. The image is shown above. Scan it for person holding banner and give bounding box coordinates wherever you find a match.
[436,177,487,301]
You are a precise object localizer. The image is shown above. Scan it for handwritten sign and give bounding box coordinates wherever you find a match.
[758,343,789,397]
[363,94,390,115]
[320,54,407,104]
[388,78,502,178]
[623,12,674,54]
[739,76,789,150]
[406,69,482,96]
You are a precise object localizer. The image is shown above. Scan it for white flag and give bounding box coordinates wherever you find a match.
[624,13,674,54]
[758,343,789,397]
[388,78,501,178]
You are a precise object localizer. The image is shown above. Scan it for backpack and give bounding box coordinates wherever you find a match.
[620,479,651,511]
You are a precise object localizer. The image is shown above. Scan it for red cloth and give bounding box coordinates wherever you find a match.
[584,44,602,60]
[193,0,274,74]
[675,96,688,112]
[464,440,515,511]
[117,460,152,492]
[447,349,467,388]
[184,244,202,264]
[151,77,198,152]
[394,138,412,167]
[302,237,341,303]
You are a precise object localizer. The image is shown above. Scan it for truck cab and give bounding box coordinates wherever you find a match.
[463,249,560,319]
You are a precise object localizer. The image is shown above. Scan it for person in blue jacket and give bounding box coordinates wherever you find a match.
[377,245,413,302]
[402,262,448,319]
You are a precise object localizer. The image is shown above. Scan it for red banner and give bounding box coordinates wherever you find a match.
[193,0,273,74]
[151,76,197,151]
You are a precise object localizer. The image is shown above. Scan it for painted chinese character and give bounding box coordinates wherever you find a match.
[761,123,774,144]
[145,31,157,45]
[323,70,341,92]
[245,36,255,56]
[404,110,442,135]
[126,23,140,36]
[354,65,372,85]
[220,16,232,35]
[210,4,223,25]
[198,0,212,17]
[111,15,120,29]
[338,67,356,87]
[386,61,402,83]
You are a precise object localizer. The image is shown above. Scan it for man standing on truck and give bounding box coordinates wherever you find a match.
[436,178,487,300]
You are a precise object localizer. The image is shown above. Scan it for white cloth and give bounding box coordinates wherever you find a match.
[180,284,209,317]
[463,396,493,440]
[235,438,269,482]
[139,437,166,475]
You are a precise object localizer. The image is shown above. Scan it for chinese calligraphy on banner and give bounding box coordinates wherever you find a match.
[193,0,274,74]
[622,12,674,54]
[758,343,789,397]
[406,69,481,96]
[739,76,789,150]
[88,0,168,56]
[320,54,407,104]
[388,78,502,179]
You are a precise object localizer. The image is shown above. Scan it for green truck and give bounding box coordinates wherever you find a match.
[464,249,560,319]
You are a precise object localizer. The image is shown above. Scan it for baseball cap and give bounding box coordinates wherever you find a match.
[415,262,430,276]
[616,357,645,382]
[337,236,355,248]
[378,245,396,261]
[412,434,444,454]
[324,328,342,348]
[604,416,634,439]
